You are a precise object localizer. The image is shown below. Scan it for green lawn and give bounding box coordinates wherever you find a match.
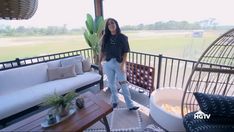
[0,31,220,62]
[0,35,88,61]
[128,31,218,59]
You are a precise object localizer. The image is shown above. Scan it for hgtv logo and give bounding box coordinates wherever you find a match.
[194,111,211,119]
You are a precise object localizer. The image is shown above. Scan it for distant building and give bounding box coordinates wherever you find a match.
[192,30,204,38]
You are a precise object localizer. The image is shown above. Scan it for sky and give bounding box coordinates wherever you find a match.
[103,0,234,27]
[1,0,234,29]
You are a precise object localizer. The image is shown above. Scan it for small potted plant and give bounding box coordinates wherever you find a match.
[42,91,77,117]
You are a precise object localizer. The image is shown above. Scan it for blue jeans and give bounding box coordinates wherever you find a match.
[103,58,134,108]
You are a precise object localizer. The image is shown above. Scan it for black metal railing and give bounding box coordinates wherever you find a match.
[0,48,93,71]
[128,51,197,90]
[0,48,199,90]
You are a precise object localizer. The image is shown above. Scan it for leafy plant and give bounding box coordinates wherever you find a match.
[42,91,77,110]
[83,13,105,64]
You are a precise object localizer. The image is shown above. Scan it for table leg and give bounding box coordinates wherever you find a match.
[102,116,110,132]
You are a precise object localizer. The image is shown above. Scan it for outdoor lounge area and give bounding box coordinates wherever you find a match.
[0,28,233,131]
[0,0,234,131]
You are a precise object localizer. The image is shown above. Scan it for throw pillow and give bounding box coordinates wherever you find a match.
[47,65,76,81]
[61,57,83,75]
[194,92,234,117]
[82,58,91,72]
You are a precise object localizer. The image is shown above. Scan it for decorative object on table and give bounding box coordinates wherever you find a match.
[41,108,76,128]
[42,91,77,117]
[83,13,105,64]
[46,113,56,125]
[76,96,85,109]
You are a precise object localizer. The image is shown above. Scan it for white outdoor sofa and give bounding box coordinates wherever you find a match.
[0,55,102,125]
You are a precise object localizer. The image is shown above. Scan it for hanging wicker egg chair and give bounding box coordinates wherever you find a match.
[0,0,38,20]
[182,29,234,131]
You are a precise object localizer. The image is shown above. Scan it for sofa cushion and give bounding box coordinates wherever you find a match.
[0,63,48,95]
[194,92,234,117]
[0,71,101,120]
[82,58,91,72]
[45,71,101,96]
[61,57,83,75]
[47,65,76,81]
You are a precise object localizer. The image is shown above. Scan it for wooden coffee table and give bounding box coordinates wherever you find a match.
[1,91,113,132]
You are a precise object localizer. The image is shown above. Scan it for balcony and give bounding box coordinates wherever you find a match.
[0,47,202,130]
[1,0,233,131]
[1,26,234,131]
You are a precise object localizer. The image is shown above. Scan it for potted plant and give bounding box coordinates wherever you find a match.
[83,13,105,64]
[42,91,77,117]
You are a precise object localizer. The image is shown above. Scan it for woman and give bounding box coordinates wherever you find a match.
[99,18,139,111]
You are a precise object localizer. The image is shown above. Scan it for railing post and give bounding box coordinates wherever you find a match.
[156,54,162,89]
[15,58,21,66]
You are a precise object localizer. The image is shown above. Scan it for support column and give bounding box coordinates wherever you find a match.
[94,0,103,18]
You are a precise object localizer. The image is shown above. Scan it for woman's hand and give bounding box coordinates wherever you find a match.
[121,53,128,73]
[98,61,103,75]
[99,52,104,74]
[120,63,126,73]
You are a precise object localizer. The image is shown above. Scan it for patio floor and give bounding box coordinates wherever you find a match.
[83,84,165,131]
